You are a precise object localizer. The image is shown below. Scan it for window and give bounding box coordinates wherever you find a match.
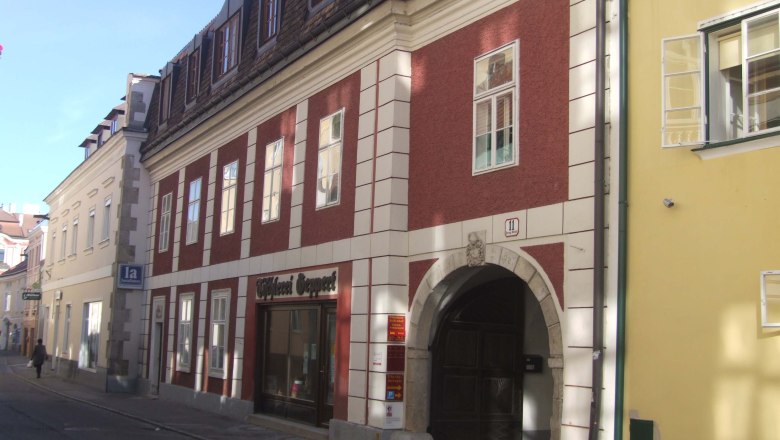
[159,192,173,252]
[663,8,780,147]
[70,218,78,256]
[63,304,72,358]
[0,248,4,264]
[4,293,9,312]
[50,233,56,262]
[259,305,337,424]
[80,301,101,370]
[262,139,284,222]
[220,161,239,235]
[473,42,518,173]
[159,74,172,123]
[316,110,343,208]
[60,225,67,260]
[177,294,194,371]
[215,13,240,80]
[308,0,332,14]
[86,209,95,248]
[186,50,200,102]
[209,291,229,373]
[186,178,202,244]
[260,0,281,44]
[101,198,111,242]
[110,118,119,135]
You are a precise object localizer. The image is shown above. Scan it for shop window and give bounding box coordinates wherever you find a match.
[663,7,780,148]
[316,110,343,208]
[220,161,239,235]
[259,304,336,426]
[473,42,518,174]
[80,301,101,370]
[262,138,283,223]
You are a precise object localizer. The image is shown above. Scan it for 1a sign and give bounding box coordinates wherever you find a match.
[117,264,144,289]
[22,291,41,300]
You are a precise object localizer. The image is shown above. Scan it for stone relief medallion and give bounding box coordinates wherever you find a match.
[466,231,486,267]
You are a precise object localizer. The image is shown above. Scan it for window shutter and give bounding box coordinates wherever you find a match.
[662,35,704,147]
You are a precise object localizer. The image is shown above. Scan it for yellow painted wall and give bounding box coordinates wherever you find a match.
[627,1,780,439]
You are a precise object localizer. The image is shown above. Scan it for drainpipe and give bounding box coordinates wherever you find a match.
[614,0,628,437]
[589,0,607,438]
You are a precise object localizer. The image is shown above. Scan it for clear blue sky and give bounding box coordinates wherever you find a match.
[0,1,220,214]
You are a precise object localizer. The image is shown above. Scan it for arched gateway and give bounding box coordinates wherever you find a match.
[405,244,563,440]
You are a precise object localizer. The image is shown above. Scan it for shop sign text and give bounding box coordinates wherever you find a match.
[256,270,338,301]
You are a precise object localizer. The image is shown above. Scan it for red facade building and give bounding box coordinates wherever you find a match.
[140,1,620,438]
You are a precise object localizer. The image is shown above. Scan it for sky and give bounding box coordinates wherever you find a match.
[0,1,221,214]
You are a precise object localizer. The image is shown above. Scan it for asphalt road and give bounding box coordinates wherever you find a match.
[0,352,309,440]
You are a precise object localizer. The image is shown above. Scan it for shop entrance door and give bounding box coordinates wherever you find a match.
[256,303,337,427]
[430,281,524,440]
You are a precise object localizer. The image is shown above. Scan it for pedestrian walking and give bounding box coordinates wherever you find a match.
[31,339,47,379]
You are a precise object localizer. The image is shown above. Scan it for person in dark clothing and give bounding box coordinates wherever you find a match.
[31,339,47,379]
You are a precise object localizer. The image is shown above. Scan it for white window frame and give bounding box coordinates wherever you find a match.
[661,34,705,147]
[60,224,67,261]
[220,161,239,235]
[177,293,194,372]
[101,197,111,242]
[262,138,284,223]
[472,41,519,174]
[159,192,173,252]
[664,7,780,149]
[79,301,102,370]
[63,304,72,359]
[186,178,202,244]
[316,110,344,209]
[86,208,95,249]
[215,12,240,79]
[70,218,79,256]
[209,290,230,377]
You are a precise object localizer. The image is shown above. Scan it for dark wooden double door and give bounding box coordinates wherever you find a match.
[430,282,525,440]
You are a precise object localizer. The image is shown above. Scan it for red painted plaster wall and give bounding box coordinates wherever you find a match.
[301,73,359,246]
[210,134,248,265]
[179,155,210,271]
[250,107,297,256]
[409,0,569,230]
[522,242,564,308]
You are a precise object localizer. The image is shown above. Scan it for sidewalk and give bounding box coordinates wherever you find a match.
[0,351,313,440]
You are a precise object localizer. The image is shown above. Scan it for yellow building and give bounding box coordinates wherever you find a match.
[626,0,780,438]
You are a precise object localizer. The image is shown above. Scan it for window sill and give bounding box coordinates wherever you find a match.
[692,131,780,160]
[99,239,110,249]
[211,67,238,90]
[176,365,191,374]
[208,369,226,379]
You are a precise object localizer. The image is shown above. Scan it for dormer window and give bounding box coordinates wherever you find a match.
[308,0,332,15]
[159,74,172,123]
[259,0,281,46]
[215,13,240,80]
[186,49,200,103]
[110,118,119,135]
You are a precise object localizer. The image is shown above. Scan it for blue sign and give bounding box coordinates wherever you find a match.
[117,264,144,290]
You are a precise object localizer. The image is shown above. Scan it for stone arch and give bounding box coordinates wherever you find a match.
[405,243,563,439]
